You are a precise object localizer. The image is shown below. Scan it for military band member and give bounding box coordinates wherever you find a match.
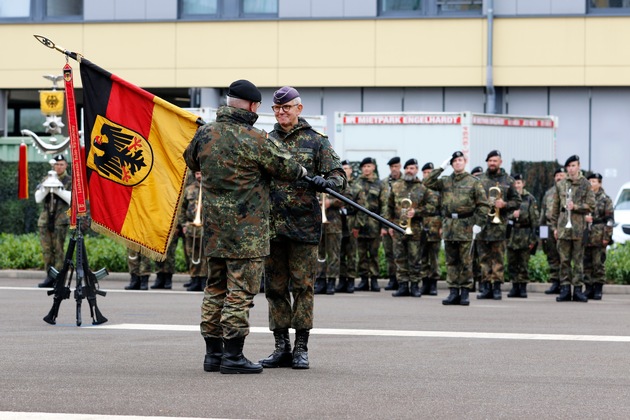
[506,174,540,298]
[541,167,566,294]
[337,160,358,293]
[420,162,442,296]
[424,151,489,306]
[315,193,344,295]
[385,159,436,297]
[476,150,521,301]
[550,155,595,303]
[382,156,402,291]
[583,173,613,300]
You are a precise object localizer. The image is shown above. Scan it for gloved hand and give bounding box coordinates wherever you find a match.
[298,166,308,179]
[441,158,451,170]
[472,225,482,235]
[309,175,333,192]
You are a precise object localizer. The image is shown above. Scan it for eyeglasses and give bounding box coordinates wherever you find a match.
[271,104,299,113]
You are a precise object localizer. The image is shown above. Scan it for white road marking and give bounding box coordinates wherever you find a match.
[0,413,231,420]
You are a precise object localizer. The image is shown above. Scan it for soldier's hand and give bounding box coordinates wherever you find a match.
[554,229,558,240]
[472,225,482,235]
[495,198,506,209]
[407,207,416,219]
[440,158,451,170]
[380,228,388,237]
[585,213,593,223]
[388,228,394,236]
[309,175,333,192]
[298,166,308,179]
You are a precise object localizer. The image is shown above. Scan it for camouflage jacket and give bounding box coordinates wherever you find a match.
[421,181,442,242]
[384,177,437,241]
[341,177,356,237]
[550,173,596,241]
[424,168,489,241]
[37,171,72,227]
[184,105,304,259]
[269,117,346,244]
[586,188,614,247]
[178,179,202,238]
[507,189,540,250]
[477,168,521,241]
[539,185,556,226]
[349,173,388,238]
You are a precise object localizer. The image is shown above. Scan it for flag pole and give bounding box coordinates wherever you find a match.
[34,35,80,61]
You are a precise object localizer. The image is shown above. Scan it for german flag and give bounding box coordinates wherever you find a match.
[80,59,200,260]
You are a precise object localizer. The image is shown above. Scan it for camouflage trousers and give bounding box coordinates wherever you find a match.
[444,240,473,288]
[127,249,153,276]
[393,235,422,283]
[357,237,380,278]
[477,240,506,284]
[557,239,585,286]
[155,233,180,274]
[317,232,342,278]
[200,257,263,340]
[382,233,397,277]
[542,236,561,282]
[184,234,208,277]
[507,247,530,284]
[39,225,69,272]
[339,234,357,279]
[472,243,482,284]
[583,246,606,285]
[265,240,316,331]
[421,240,441,281]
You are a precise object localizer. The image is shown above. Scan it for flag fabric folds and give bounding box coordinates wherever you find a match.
[80,59,200,260]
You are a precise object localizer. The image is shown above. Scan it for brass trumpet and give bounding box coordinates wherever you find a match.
[190,180,204,265]
[399,198,413,235]
[487,184,502,224]
[565,187,573,229]
[321,192,329,224]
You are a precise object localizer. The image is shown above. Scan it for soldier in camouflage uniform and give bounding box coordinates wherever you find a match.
[177,170,209,292]
[152,234,179,290]
[541,168,566,294]
[506,174,540,298]
[337,160,358,293]
[424,151,489,306]
[350,157,388,292]
[550,155,596,303]
[420,162,442,296]
[263,86,346,370]
[469,166,484,292]
[125,249,153,290]
[315,193,344,295]
[37,154,72,288]
[382,157,402,291]
[583,173,614,300]
[476,150,521,301]
[384,159,437,297]
[184,80,307,374]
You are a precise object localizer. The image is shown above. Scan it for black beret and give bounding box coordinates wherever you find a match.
[387,157,400,166]
[564,155,579,167]
[360,157,376,168]
[341,160,350,166]
[587,172,603,181]
[273,86,300,104]
[450,151,465,164]
[421,162,434,171]
[227,79,262,102]
[53,154,66,162]
[404,158,418,169]
[554,167,566,176]
[471,166,483,175]
[486,150,501,161]
[512,173,523,181]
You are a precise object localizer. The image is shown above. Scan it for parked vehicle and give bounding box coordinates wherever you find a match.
[612,181,630,245]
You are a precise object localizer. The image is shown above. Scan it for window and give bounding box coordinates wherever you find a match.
[379,0,481,16]
[0,0,30,18]
[589,0,630,13]
[437,0,482,14]
[242,0,277,15]
[45,0,82,18]
[179,0,278,19]
[181,0,219,17]
[0,0,81,21]
[380,0,423,15]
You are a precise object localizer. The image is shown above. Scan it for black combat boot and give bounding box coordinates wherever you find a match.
[544,280,560,294]
[507,282,520,298]
[593,283,603,300]
[260,329,292,368]
[314,278,327,295]
[292,330,310,369]
[187,276,204,292]
[572,285,588,302]
[492,282,502,300]
[220,337,263,374]
[429,279,438,296]
[459,288,470,306]
[203,337,223,372]
[139,275,149,290]
[38,275,55,288]
[392,281,410,297]
[124,274,141,290]
[384,276,399,291]
[326,278,336,295]
[183,277,193,288]
[442,288,460,305]
[335,277,347,293]
[163,273,173,289]
[419,278,431,295]
[150,272,166,289]
[370,277,380,292]
[584,283,595,299]
[476,281,492,299]
[410,282,422,297]
[356,276,369,291]
[556,284,572,302]
[519,283,528,298]
[346,278,355,293]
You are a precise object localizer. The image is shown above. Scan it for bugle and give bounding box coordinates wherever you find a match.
[321,192,329,224]
[487,184,502,224]
[399,198,413,235]
[565,187,573,229]
[190,180,204,265]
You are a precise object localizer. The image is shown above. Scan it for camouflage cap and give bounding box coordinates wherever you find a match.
[273,86,300,104]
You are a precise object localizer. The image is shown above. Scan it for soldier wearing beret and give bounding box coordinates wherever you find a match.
[419,162,442,295]
[381,156,402,291]
[550,155,595,302]
[262,86,346,370]
[37,154,72,288]
[476,150,521,301]
[185,79,307,374]
[424,151,489,306]
[583,172,613,300]
[541,167,566,294]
